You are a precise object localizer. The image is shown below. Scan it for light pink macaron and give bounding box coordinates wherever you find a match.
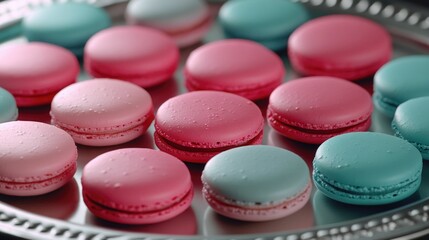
[154,91,264,163]
[82,148,193,224]
[0,42,79,107]
[50,79,154,146]
[185,39,285,100]
[84,26,179,88]
[0,121,77,196]
[288,15,391,80]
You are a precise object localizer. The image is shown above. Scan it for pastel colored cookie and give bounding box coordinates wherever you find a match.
[313,132,422,205]
[50,79,154,146]
[0,43,79,107]
[84,26,179,88]
[219,0,309,51]
[23,2,111,56]
[126,0,212,47]
[202,145,312,221]
[373,55,429,117]
[154,91,264,163]
[0,121,77,196]
[392,97,429,159]
[268,77,372,144]
[82,148,193,224]
[0,87,18,122]
[288,15,391,80]
[185,39,284,100]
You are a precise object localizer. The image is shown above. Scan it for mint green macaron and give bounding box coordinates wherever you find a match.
[392,96,429,160]
[313,132,422,205]
[0,87,18,123]
[23,2,111,56]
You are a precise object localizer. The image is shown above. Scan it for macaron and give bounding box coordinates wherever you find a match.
[219,0,309,51]
[126,0,212,47]
[267,77,372,144]
[373,55,429,117]
[0,42,79,107]
[154,91,264,163]
[22,2,111,56]
[0,87,18,123]
[392,97,429,159]
[84,26,179,88]
[313,132,422,205]
[288,15,392,80]
[202,145,312,221]
[185,39,285,100]
[81,148,193,224]
[50,79,154,146]
[0,121,77,196]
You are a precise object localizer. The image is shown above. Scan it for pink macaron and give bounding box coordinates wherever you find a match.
[81,148,193,224]
[0,121,77,196]
[154,91,264,163]
[288,15,391,80]
[268,77,372,144]
[0,42,79,107]
[185,39,285,100]
[84,26,179,88]
[50,79,154,146]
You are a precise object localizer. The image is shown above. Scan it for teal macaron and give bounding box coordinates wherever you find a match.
[0,87,18,123]
[392,96,429,160]
[202,145,312,221]
[313,132,422,205]
[22,2,111,56]
[219,0,309,51]
[373,55,429,117]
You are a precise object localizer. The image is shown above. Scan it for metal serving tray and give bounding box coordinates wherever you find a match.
[0,0,429,239]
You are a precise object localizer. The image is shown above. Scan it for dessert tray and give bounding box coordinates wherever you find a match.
[0,0,429,239]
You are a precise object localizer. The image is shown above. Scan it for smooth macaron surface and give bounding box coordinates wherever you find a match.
[392,97,429,159]
[126,0,212,47]
[313,132,422,205]
[373,55,429,117]
[185,39,284,100]
[84,26,179,88]
[0,121,77,196]
[219,0,309,50]
[154,91,264,163]
[268,77,372,144]
[288,15,391,80]
[202,145,311,221]
[50,79,154,146]
[81,148,193,224]
[0,87,18,123]
[0,42,79,107]
[23,2,111,55]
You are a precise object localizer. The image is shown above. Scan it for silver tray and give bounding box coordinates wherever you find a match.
[1,0,429,239]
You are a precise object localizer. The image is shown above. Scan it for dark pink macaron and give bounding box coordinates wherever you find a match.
[268,77,372,144]
[288,15,391,81]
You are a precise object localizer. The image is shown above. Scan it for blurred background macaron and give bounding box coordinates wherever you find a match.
[0,87,18,123]
[23,2,111,56]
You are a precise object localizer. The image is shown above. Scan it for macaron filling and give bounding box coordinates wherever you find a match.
[313,168,421,201]
[52,112,154,141]
[372,92,399,115]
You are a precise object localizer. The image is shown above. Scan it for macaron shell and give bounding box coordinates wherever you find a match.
[313,132,422,205]
[84,26,179,87]
[0,121,77,196]
[185,39,284,100]
[288,15,391,80]
[373,55,429,117]
[0,87,18,122]
[23,2,111,54]
[219,0,308,49]
[82,148,193,224]
[0,43,79,106]
[155,91,264,148]
[392,97,429,159]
